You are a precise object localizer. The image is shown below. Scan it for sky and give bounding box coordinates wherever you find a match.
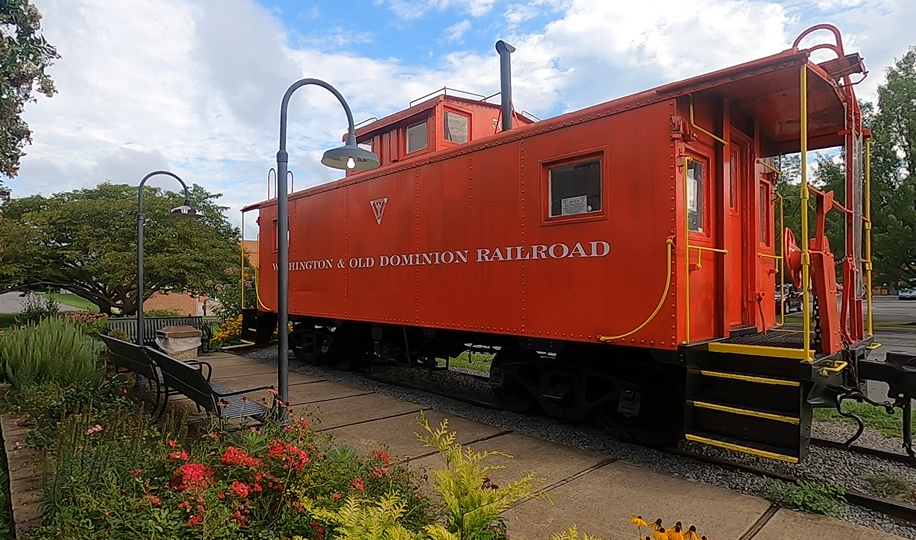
[7,0,916,239]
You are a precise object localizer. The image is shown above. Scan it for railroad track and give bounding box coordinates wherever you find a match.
[228,343,916,527]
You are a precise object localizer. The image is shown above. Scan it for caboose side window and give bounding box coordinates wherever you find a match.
[406,121,428,153]
[548,160,601,217]
[687,160,705,232]
[444,112,469,143]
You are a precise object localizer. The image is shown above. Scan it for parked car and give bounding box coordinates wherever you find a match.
[898,288,916,300]
[776,284,803,314]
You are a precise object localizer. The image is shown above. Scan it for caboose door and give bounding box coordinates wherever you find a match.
[726,133,751,329]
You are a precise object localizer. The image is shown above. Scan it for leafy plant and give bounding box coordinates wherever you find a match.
[763,478,846,516]
[15,291,60,326]
[865,475,916,504]
[144,308,184,317]
[299,413,545,540]
[0,317,104,388]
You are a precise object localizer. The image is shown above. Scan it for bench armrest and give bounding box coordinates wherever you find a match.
[184,360,213,380]
[213,385,273,398]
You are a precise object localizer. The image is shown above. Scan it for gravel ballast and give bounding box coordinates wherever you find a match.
[241,346,916,539]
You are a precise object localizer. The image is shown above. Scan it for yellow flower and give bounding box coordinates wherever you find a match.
[631,516,648,528]
[667,529,684,540]
[650,519,663,531]
[652,531,667,540]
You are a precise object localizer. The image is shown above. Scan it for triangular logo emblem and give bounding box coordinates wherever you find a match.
[370,197,388,225]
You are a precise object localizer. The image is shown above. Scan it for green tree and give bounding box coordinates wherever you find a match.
[1,0,59,187]
[202,254,257,320]
[869,47,916,288]
[0,182,240,315]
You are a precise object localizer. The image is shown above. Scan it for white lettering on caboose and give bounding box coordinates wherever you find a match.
[275,241,610,272]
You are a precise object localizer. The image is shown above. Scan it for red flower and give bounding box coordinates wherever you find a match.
[231,481,251,498]
[370,466,390,479]
[374,450,391,465]
[351,477,364,491]
[130,468,142,477]
[221,446,261,467]
[187,513,203,527]
[234,509,247,528]
[171,463,213,492]
[332,492,341,500]
[168,439,178,448]
[169,450,190,462]
[145,495,161,506]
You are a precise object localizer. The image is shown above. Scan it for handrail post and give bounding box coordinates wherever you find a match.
[800,65,812,360]
[865,137,873,337]
[683,156,692,344]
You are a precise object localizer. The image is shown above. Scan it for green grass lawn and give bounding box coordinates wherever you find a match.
[437,351,493,373]
[814,400,909,439]
[39,293,99,313]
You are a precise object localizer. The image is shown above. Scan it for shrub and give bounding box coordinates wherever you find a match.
[30,395,434,540]
[297,413,546,540]
[62,312,108,338]
[212,314,243,347]
[0,317,105,389]
[144,308,184,317]
[15,291,60,326]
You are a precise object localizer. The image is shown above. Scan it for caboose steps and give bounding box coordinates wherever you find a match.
[684,357,812,462]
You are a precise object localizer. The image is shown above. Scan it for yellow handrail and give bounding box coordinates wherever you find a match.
[683,156,692,344]
[818,360,848,377]
[689,94,728,146]
[598,238,674,342]
[691,245,728,270]
[865,137,873,337]
[240,210,246,307]
[800,64,812,361]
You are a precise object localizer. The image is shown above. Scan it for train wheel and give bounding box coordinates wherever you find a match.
[598,362,683,447]
[489,348,537,413]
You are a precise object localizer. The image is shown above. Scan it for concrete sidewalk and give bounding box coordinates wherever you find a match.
[172,352,906,540]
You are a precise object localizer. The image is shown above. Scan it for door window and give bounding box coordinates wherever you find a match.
[687,159,706,233]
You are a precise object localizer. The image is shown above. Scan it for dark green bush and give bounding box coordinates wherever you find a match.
[0,317,104,389]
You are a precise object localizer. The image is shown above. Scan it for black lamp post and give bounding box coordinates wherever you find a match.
[275,79,380,406]
[136,171,203,353]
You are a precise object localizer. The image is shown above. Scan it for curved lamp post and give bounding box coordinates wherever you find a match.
[136,171,203,353]
[275,79,380,405]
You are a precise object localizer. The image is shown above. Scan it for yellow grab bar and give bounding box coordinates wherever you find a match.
[599,238,674,342]
[819,361,848,377]
[689,94,728,146]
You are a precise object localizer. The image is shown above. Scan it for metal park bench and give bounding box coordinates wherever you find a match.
[106,316,212,351]
[99,334,211,419]
[143,347,273,422]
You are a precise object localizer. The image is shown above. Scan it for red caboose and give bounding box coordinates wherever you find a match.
[243,25,912,463]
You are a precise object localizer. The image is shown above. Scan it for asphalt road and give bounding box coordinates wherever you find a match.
[0,292,78,314]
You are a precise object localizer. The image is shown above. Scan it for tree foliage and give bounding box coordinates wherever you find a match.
[1,0,59,186]
[774,47,916,288]
[0,182,240,315]
[868,47,916,286]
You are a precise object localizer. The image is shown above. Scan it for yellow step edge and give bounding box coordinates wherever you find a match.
[698,370,800,387]
[708,342,814,361]
[689,400,799,425]
[685,434,799,463]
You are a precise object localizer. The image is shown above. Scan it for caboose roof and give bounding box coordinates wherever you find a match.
[243,42,863,212]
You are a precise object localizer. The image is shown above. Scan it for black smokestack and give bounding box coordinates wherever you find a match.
[495,40,516,131]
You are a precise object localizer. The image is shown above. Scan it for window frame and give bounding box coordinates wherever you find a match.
[405,119,429,154]
[686,153,710,237]
[442,108,471,146]
[759,181,772,247]
[539,149,608,226]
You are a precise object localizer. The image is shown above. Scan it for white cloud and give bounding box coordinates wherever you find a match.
[376,0,497,20]
[444,19,472,43]
[9,0,915,240]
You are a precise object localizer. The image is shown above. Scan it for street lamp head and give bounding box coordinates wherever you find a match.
[170,201,204,219]
[321,133,381,171]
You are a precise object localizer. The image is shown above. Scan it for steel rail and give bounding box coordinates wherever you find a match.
[811,436,916,467]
